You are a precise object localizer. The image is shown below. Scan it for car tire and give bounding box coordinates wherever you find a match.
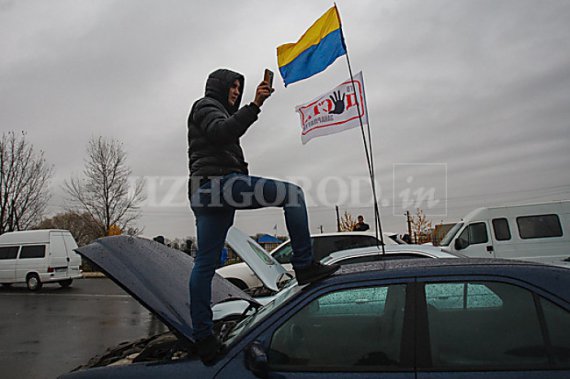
[26,274,42,291]
[59,279,73,288]
[228,278,248,290]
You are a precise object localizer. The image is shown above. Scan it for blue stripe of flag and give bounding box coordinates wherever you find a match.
[279,29,346,87]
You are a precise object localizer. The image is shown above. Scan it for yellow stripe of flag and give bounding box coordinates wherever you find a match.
[277,6,341,68]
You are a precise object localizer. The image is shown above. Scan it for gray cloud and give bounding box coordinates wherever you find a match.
[2,0,570,238]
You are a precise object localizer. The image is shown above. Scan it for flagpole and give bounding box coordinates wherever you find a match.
[362,79,381,240]
[334,4,386,255]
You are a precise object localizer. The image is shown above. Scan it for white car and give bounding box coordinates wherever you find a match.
[321,243,463,265]
[217,231,407,291]
[214,229,461,315]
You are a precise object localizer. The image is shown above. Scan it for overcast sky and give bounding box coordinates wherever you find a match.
[1,0,569,240]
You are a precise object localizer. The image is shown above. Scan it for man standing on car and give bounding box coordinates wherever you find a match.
[187,68,339,363]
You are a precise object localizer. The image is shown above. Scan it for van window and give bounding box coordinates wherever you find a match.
[492,218,511,241]
[468,223,488,244]
[19,245,46,259]
[0,246,19,259]
[517,214,563,239]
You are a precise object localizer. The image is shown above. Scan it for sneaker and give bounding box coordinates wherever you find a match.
[194,334,221,365]
[295,261,340,285]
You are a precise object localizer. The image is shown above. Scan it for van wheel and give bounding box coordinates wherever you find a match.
[59,279,73,288]
[26,274,42,291]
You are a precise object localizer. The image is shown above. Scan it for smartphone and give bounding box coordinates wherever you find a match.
[264,69,274,89]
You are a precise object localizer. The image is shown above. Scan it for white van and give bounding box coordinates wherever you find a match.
[440,200,570,267]
[0,229,83,291]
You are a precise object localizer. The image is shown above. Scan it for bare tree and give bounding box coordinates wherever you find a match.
[64,136,145,236]
[35,211,104,246]
[339,210,357,232]
[411,208,433,244]
[0,131,53,234]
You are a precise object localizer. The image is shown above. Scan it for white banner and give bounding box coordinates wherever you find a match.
[295,71,368,145]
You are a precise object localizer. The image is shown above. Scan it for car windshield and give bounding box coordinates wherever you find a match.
[439,222,464,246]
[271,241,293,264]
[223,281,301,345]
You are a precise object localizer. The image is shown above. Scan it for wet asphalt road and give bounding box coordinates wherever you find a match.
[0,278,167,379]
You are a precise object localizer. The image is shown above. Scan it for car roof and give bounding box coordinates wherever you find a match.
[335,257,565,275]
[325,244,458,261]
[315,258,570,300]
[0,229,70,244]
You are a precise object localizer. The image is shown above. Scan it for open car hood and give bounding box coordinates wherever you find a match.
[75,235,256,343]
[225,227,289,292]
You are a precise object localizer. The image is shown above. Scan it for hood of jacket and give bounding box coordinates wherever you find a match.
[204,69,244,115]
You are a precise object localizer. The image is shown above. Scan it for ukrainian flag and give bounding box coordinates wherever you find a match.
[277,6,346,87]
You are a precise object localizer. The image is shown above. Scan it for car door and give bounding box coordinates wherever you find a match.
[0,246,19,282]
[416,276,570,378]
[49,232,70,277]
[217,279,416,378]
[16,245,47,281]
[454,222,494,258]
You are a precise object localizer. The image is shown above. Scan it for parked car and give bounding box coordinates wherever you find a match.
[216,230,460,313]
[320,243,464,266]
[0,229,82,291]
[218,231,400,290]
[440,200,570,267]
[61,229,570,378]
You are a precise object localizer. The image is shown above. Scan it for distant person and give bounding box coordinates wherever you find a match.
[353,215,370,231]
[187,68,340,364]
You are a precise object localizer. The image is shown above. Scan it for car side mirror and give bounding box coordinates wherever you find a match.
[245,341,269,378]
[455,238,468,251]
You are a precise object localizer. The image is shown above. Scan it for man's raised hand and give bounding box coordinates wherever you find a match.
[253,81,274,108]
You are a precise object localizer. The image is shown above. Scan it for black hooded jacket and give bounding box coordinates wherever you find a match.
[187,69,260,194]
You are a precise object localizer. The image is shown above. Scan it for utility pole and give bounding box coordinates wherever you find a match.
[335,205,341,232]
[406,210,413,243]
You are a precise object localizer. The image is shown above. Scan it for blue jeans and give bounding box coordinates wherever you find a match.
[189,173,314,340]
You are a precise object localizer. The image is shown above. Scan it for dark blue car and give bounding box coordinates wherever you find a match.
[60,235,570,378]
